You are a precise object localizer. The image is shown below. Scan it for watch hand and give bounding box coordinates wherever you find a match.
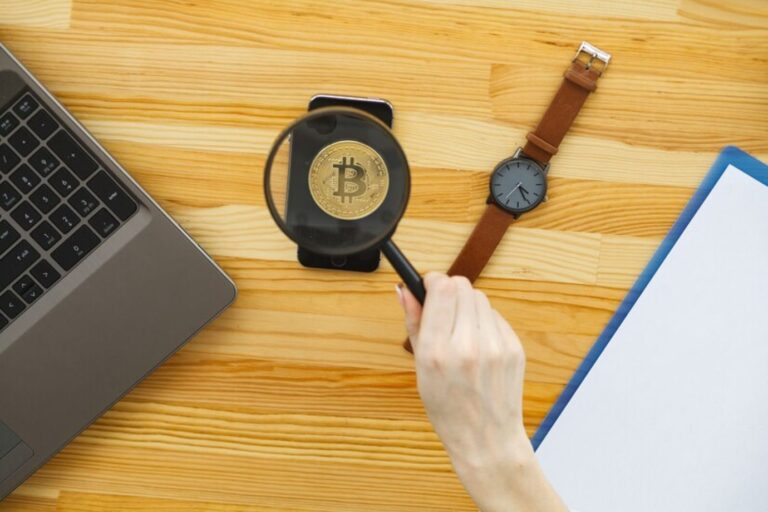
[519,187,530,202]
[504,182,523,201]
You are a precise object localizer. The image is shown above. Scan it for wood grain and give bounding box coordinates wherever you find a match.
[0,0,71,29]
[1,0,766,510]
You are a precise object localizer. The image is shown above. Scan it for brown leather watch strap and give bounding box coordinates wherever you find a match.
[447,203,515,282]
[522,59,602,164]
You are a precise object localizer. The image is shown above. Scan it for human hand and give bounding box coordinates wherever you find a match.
[396,273,566,512]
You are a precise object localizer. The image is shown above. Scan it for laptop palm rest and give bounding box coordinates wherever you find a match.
[0,422,32,484]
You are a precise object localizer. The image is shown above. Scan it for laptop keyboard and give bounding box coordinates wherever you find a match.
[0,90,138,332]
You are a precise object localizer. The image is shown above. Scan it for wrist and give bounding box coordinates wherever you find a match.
[451,429,566,512]
[452,424,533,477]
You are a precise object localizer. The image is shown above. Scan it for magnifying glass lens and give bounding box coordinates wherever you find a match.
[264,108,410,257]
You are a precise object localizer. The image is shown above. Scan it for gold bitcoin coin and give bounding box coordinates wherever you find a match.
[308,140,390,220]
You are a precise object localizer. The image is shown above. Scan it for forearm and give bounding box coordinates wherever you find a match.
[451,431,567,512]
[400,275,567,511]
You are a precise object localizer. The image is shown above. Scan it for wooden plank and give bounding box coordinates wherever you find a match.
[57,491,305,511]
[421,0,680,19]
[32,442,475,511]
[165,204,603,284]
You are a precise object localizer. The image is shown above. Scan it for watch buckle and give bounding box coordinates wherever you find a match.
[573,41,611,74]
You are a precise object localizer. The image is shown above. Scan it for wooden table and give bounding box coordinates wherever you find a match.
[1,1,766,510]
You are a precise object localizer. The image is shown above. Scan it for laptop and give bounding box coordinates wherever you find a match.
[0,44,236,500]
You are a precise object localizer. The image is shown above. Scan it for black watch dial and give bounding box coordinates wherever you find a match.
[489,157,547,214]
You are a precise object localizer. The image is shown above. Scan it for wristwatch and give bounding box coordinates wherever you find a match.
[402,42,610,353]
[447,41,611,282]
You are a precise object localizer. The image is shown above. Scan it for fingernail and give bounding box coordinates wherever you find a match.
[395,283,405,308]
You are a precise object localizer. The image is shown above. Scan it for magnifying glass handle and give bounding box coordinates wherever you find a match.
[381,239,425,304]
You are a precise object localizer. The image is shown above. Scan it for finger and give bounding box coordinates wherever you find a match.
[493,309,525,359]
[474,289,501,353]
[397,283,423,348]
[451,276,477,349]
[419,272,458,352]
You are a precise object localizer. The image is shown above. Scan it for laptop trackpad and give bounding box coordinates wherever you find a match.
[0,421,32,484]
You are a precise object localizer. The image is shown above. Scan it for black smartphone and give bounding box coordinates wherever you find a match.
[294,95,395,273]
[308,94,394,126]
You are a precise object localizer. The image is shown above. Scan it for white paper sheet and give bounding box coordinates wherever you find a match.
[536,164,768,511]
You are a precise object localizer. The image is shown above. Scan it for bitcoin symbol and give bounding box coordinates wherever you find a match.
[333,157,367,203]
[308,140,389,220]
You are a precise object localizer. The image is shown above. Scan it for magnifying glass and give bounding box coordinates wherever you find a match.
[263,107,426,304]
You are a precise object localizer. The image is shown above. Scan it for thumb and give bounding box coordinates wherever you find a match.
[396,283,423,348]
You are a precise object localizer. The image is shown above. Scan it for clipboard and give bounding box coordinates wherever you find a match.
[531,146,768,511]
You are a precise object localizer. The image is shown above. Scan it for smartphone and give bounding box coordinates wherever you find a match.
[308,94,394,126]
[293,95,395,273]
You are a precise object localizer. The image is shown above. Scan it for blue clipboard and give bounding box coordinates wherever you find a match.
[532,146,768,449]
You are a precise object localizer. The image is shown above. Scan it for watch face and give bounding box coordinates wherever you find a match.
[489,157,547,214]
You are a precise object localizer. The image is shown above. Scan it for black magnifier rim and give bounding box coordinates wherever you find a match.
[263,106,412,256]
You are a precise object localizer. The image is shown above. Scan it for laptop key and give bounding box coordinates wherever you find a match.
[10,164,41,194]
[8,126,39,157]
[48,131,98,180]
[29,147,59,177]
[89,208,119,238]
[0,290,25,319]
[0,221,20,255]
[69,187,99,217]
[21,283,43,304]
[11,201,42,230]
[0,182,22,211]
[50,167,77,197]
[30,260,60,289]
[88,171,137,221]
[0,313,7,331]
[12,94,39,119]
[52,225,99,271]
[13,275,35,296]
[30,184,61,214]
[0,112,19,137]
[27,109,58,140]
[50,204,79,234]
[0,240,40,290]
[0,144,20,174]
[31,221,61,251]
